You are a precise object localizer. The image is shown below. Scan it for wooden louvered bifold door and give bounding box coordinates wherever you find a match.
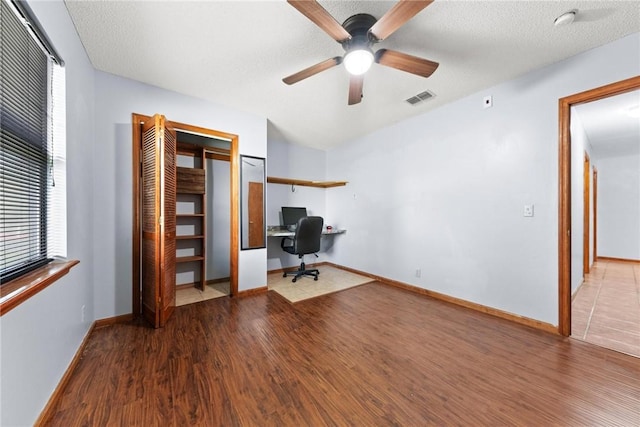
[141,114,176,328]
[161,120,176,326]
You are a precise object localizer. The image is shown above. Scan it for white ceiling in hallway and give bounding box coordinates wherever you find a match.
[574,90,640,159]
[63,0,640,150]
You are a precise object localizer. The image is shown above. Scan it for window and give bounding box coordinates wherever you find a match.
[0,0,66,284]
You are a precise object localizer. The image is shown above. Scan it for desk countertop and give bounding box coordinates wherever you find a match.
[267,227,346,237]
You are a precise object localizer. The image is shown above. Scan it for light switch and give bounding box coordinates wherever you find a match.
[523,204,534,217]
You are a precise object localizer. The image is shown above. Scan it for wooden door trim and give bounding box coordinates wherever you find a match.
[593,167,598,260]
[583,152,590,276]
[132,114,239,316]
[558,75,640,336]
[200,146,207,290]
[230,139,239,296]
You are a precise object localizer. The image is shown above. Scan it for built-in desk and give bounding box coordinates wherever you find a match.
[267,226,346,238]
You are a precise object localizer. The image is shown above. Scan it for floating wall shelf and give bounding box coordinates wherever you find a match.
[267,176,347,188]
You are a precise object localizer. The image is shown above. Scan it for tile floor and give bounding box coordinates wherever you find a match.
[175,265,372,306]
[571,259,640,358]
[176,281,230,306]
[268,265,373,303]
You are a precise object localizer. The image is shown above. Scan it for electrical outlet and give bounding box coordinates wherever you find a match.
[415,269,421,278]
[483,95,493,109]
[523,204,534,217]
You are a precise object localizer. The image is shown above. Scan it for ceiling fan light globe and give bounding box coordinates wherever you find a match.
[344,49,374,75]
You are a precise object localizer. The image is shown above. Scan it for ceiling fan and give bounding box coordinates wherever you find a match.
[283,0,439,105]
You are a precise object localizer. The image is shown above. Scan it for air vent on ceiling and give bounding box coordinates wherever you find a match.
[406,90,435,105]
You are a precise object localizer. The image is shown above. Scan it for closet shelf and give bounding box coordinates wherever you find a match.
[267,176,347,188]
[176,255,205,263]
[176,235,204,240]
[175,145,207,291]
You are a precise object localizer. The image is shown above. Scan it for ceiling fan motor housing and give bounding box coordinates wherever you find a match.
[341,13,378,52]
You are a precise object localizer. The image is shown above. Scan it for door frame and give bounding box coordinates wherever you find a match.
[592,167,598,261]
[132,113,240,316]
[557,75,640,336]
[583,152,590,276]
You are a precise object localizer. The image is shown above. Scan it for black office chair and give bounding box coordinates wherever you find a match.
[281,216,324,282]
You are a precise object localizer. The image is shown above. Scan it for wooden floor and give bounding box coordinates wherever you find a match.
[44,283,640,426]
[572,259,640,357]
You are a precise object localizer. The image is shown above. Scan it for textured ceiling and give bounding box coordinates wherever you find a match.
[574,90,640,159]
[63,0,640,150]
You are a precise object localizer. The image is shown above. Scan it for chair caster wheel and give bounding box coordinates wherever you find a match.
[283,273,286,278]
[292,278,297,283]
[314,276,318,281]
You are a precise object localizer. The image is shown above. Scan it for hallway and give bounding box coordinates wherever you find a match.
[571,259,640,357]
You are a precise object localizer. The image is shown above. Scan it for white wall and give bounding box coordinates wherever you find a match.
[596,153,640,260]
[207,158,231,279]
[0,4,636,423]
[174,156,230,285]
[266,138,328,224]
[265,138,334,271]
[93,70,267,314]
[326,33,640,326]
[569,110,593,294]
[0,1,96,425]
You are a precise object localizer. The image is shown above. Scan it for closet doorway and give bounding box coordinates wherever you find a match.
[132,113,239,327]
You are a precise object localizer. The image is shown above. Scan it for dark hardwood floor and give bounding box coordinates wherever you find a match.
[44,282,640,426]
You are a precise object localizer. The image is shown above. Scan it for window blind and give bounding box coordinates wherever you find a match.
[0,0,64,284]
[47,64,67,262]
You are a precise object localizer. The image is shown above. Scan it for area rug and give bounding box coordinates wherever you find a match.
[268,265,373,303]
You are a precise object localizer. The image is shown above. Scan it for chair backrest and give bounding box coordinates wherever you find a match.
[292,216,324,255]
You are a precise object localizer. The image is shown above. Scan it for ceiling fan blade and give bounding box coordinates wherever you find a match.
[283,57,343,85]
[369,0,434,41]
[375,49,439,78]
[348,75,364,105]
[288,0,351,42]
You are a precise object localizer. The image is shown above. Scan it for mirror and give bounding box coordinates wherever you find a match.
[240,155,266,250]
